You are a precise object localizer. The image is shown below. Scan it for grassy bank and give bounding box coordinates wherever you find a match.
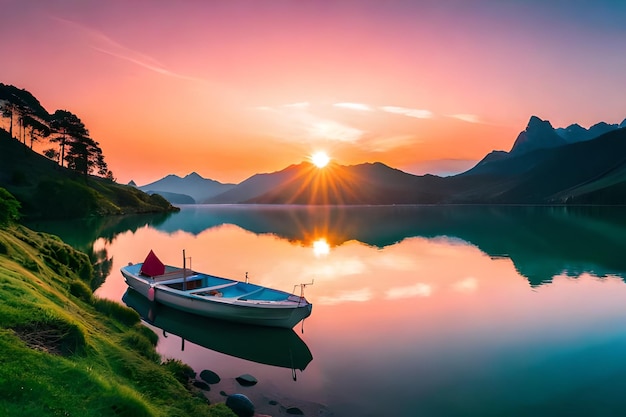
[0,225,234,417]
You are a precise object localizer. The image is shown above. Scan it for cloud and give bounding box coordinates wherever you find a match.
[452,277,478,293]
[255,103,365,143]
[385,282,433,300]
[308,119,364,143]
[283,102,310,109]
[449,113,481,123]
[380,106,433,119]
[254,106,275,112]
[333,102,373,111]
[317,288,373,305]
[54,17,203,82]
[361,134,418,152]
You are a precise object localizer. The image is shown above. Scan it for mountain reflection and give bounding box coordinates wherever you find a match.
[25,212,174,289]
[154,205,626,286]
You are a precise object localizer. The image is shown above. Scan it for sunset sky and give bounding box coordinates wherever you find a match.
[2,1,625,185]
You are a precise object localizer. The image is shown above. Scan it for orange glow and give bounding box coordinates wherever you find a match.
[310,151,330,168]
[312,238,330,257]
[4,3,624,185]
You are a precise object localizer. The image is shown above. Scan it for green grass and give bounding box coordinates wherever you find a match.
[0,225,235,417]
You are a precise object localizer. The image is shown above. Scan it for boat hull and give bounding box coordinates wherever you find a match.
[121,264,312,329]
[122,288,313,370]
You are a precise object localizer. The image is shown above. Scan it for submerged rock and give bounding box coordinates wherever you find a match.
[199,369,221,384]
[226,393,255,417]
[236,373,258,386]
[286,407,304,415]
[192,380,210,391]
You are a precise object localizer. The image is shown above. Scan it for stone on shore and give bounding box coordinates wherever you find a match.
[199,369,221,384]
[226,393,255,417]
[236,373,258,386]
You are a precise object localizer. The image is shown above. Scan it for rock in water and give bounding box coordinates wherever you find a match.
[236,373,258,386]
[199,369,221,384]
[192,380,210,391]
[226,394,255,417]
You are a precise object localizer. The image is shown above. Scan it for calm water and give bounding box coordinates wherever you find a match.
[27,205,626,417]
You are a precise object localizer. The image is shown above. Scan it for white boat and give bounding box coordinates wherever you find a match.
[120,250,313,329]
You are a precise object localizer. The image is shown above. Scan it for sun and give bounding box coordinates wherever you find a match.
[311,151,330,168]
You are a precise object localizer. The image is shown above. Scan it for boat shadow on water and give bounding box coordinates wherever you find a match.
[122,288,313,375]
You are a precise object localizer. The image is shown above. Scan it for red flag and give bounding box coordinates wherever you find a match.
[140,250,165,277]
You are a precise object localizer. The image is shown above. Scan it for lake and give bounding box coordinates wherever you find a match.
[26,205,626,417]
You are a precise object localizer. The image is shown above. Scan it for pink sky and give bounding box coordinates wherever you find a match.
[2,1,625,185]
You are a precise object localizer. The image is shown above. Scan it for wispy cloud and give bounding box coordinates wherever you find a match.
[317,288,373,305]
[452,277,478,293]
[449,113,481,123]
[255,103,366,143]
[333,102,373,112]
[54,17,203,82]
[283,102,310,109]
[362,134,419,152]
[380,106,433,119]
[308,119,364,143]
[385,282,433,300]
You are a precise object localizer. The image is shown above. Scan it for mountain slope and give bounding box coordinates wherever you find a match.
[139,172,234,203]
[509,115,567,154]
[455,128,626,203]
[0,129,178,219]
[207,161,450,205]
[204,163,313,203]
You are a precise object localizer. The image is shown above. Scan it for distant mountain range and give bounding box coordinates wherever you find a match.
[134,115,626,205]
[137,172,235,204]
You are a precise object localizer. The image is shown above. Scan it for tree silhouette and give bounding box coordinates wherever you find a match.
[50,110,86,168]
[65,134,108,178]
[0,101,19,139]
[1,84,113,179]
[22,109,51,148]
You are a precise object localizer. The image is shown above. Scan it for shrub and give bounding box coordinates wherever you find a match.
[93,297,141,327]
[121,329,160,363]
[162,358,196,384]
[0,187,21,226]
[69,280,94,303]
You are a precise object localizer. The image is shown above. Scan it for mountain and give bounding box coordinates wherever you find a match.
[456,127,626,204]
[205,161,450,205]
[509,115,567,154]
[555,121,622,143]
[203,164,304,203]
[139,172,235,203]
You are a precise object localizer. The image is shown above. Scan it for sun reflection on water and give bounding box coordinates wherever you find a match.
[312,238,330,257]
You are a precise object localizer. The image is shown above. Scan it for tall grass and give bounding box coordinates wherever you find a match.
[0,226,235,417]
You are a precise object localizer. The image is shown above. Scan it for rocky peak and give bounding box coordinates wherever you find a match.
[510,116,566,154]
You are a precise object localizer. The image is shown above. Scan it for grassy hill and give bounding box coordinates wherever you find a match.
[0,225,233,416]
[0,129,178,219]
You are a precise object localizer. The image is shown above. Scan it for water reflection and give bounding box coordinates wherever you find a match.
[23,205,626,416]
[25,212,174,289]
[122,288,313,375]
[25,206,626,288]
[149,205,626,286]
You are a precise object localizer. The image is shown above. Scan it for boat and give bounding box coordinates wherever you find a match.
[122,288,313,375]
[120,250,313,329]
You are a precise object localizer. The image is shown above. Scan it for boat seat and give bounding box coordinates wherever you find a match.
[189,282,238,295]
[235,287,265,300]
